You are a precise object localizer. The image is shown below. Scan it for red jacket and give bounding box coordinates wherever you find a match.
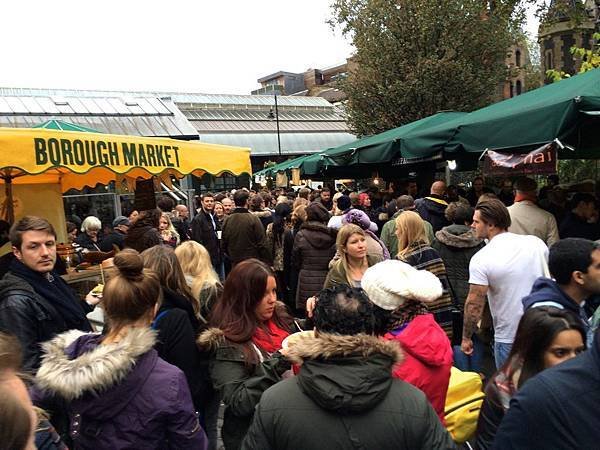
[385,313,453,423]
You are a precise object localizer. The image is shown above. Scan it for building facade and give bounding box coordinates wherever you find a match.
[539,0,598,83]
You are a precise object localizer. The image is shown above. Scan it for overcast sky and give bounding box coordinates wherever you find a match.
[1,1,352,94]
[1,1,538,95]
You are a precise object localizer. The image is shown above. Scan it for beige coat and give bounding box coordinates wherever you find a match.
[508,200,559,247]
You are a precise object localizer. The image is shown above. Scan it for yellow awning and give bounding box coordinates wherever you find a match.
[0,127,251,192]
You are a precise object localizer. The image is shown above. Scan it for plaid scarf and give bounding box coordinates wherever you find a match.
[388,301,429,333]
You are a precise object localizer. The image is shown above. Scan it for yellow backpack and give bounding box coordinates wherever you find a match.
[444,367,485,443]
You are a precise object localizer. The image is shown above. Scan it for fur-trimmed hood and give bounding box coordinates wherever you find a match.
[196,327,226,352]
[36,327,157,402]
[287,333,404,414]
[286,332,403,366]
[435,224,483,248]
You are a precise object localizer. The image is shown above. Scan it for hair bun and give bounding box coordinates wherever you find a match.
[113,249,144,281]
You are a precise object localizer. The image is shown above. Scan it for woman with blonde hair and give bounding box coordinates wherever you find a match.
[395,210,455,340]
[175,241,223,321]
[174,241,222,450]
[324,224,383,289]
[159,212,180,248]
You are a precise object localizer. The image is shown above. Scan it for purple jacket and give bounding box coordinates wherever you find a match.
[32,327,207,450]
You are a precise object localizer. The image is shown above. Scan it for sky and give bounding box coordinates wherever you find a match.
[1,1,353,94]
[1,1,539,95]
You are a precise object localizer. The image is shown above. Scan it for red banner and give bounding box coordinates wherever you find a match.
[483,143,557,176]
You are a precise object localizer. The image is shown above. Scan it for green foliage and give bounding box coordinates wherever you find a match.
[558,159,600,184]
[329,0,527,136]
[547,33,600,82]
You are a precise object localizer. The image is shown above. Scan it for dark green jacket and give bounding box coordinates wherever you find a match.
[241,332,456,450]
[324,254,383,289]
[221,208,271,265]
[197,327,289,450]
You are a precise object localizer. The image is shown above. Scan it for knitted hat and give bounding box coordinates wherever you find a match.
[342,208,378,233]
[361,260,442,310]
[306,202,330,223]
[112,216,130,228]
[336,195,351,211]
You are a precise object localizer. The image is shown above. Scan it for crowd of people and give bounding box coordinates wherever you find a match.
[0,174,599,449]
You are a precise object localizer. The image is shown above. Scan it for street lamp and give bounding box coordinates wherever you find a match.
[267,93,282,157]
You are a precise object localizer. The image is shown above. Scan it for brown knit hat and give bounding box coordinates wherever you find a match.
[306,202,330,223]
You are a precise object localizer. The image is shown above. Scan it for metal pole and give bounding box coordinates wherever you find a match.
[274,94,282,157]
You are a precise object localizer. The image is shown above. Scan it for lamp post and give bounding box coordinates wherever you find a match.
[267,93,282,157]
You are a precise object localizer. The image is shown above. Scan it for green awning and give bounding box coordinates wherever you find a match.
[33,119,102,133]
[402,68,600,159]
[254,154,314,177]
[300,111,466,176]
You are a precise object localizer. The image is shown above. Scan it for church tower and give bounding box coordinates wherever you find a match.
[539,0,597,83]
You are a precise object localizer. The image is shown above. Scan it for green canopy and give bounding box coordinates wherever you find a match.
[300,111,466,176]
[33,119,102,133]
[254,154,314,178]
[402,68,600,159]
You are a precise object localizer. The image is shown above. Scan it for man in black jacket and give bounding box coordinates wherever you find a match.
[415,180,450,232]
[191,192,222,275]
[0,216,97,373]
[241,286,456,450]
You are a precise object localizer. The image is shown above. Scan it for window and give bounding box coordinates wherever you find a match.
[516,80,522,95]
[515,49,521,67]
[546,50,554,70]
[510,82,514,98]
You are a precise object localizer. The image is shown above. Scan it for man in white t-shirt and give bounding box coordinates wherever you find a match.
[461,198,549,368]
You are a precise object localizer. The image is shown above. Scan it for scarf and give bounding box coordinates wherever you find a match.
[252,319,290,354]
[9,259,92,331]
[388,301,429,334]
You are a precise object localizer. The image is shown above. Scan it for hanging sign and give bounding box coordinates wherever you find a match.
[483,143,557,176]
[134,178,157,211]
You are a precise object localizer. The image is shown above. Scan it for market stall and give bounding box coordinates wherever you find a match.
[0,127,252,232]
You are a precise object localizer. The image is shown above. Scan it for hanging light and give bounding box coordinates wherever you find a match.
[447,160,457,171]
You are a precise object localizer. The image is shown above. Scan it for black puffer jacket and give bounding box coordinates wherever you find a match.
[291,221,337,309]
[153,287,211,410]
[432,224,484,308]
[0,273,92,373]
[241,333,456,450]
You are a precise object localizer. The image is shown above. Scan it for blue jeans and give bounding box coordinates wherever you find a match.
[494,341,513,369]
[453,334,484,373]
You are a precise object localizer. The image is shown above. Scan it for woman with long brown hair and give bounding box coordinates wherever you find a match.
[197,259,292,450]
[124,208,162,253]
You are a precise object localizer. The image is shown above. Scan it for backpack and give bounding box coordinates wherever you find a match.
[444,367,485,443]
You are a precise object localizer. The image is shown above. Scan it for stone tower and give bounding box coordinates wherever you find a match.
[539,0,597,83]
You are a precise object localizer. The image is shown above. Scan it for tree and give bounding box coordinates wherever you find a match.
[330,0,526,136]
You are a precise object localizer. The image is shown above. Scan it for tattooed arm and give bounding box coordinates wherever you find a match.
[461,284,488,355]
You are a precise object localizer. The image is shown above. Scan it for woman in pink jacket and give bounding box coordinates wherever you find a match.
[361,259,453,423]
